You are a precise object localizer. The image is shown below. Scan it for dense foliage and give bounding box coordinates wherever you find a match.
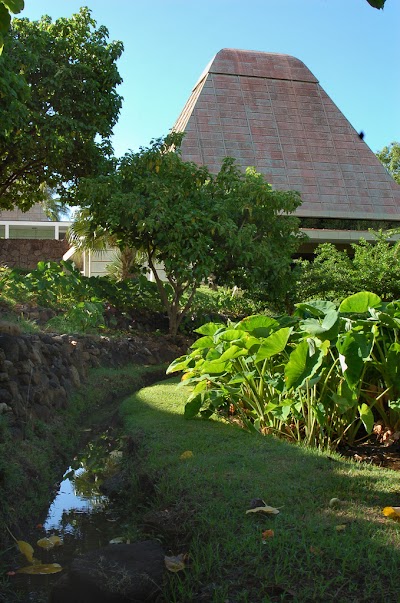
[0,0,23,53]
[0,260,163,332]
[294,233,400,303]
[0,8,123,211]
[168,291,400,449]
[376,142,400,185]
[0,260,267,334]
[77,133,303,335]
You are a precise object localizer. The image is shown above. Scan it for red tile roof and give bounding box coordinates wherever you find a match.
[173,48,400,222]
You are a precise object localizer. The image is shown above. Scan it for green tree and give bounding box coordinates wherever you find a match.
[67,207,143,281]
[77,133,303,336]
[376,142,400,185]
[0,7,123,211]
[0,0,23,54]
[366,0,386,8]
[295,231,400,303]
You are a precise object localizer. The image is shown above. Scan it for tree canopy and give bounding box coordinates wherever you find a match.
[0,7,123,211]
[376,142,400,185]
[0,0,23,54]
[77,133,303,335]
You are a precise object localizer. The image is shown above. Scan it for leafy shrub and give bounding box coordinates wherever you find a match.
[295,232,400,303]
[0,261,164,317]
[46,300,105,333]
[168,291,400,450]
[179,285,269,332]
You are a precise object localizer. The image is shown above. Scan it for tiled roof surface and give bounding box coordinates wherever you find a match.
[173,48,400,221]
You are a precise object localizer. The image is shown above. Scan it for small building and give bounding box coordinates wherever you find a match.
[173,49,400,253]
[0,205,71,269]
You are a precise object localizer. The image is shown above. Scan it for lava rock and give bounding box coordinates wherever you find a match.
[50,541,165,603]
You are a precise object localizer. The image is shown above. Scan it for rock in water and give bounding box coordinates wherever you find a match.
[50,540,165,603]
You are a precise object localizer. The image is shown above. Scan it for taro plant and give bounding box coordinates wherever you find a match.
[167,291,400,450]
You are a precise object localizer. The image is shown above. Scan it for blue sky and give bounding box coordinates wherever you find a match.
[21,0,399,159]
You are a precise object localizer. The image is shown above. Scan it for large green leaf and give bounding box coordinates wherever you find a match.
[184,395,203,419]
[238,315,279,338]
[215,329,246,343]
[200,359,228,374]
[195,322,224,336]
[3,0,24,13]
[285,339,325,390]
[255,327,292,362]
[299,310,339,339]
[166,355,193,374]
[339,291,381,314]
[375,312,400,330]
[295,300,336,318]
[0,4,11,36]
[219,345,248,362]
[191,336,214,350]
[386,343,400,390]
[337,332,372,389]
[358,403,374,434]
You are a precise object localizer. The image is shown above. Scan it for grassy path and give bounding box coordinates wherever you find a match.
[120,377,400,603]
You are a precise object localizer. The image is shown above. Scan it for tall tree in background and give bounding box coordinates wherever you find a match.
[0,7,123,211]
[376,142,400,185]
[77,133,303,335]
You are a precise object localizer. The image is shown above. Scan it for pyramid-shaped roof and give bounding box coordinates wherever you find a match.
[173,49,400,221]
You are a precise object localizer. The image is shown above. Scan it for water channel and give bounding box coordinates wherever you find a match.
[8,429,128,602]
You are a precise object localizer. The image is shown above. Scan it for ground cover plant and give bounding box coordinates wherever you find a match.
[168,291,400,450]
[119,378,400,602]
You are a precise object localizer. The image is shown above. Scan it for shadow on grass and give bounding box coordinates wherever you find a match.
[119,378,400,603]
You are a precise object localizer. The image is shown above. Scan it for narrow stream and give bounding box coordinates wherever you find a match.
[9,429,127,602]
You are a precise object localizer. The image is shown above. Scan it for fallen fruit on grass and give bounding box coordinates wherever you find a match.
[329,498,341,507]
[382,506,400,519]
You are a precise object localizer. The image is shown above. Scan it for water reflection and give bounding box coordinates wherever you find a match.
[9,431,123,602]
[44,467,106,533]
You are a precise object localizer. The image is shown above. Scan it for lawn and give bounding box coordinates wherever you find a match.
[120,377,400,603]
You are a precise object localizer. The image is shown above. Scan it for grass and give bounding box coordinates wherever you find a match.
[119,378,400,603]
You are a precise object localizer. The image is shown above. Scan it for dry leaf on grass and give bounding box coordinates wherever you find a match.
[180,451,193,460]
[246,505,280,515]
[382,506,400,520]
[165,553,187,572]
[16,563,62,575]
[262,529,274,542]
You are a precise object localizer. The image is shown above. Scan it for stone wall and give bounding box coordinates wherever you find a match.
[0,330,184,430]
[0,239,69,269]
